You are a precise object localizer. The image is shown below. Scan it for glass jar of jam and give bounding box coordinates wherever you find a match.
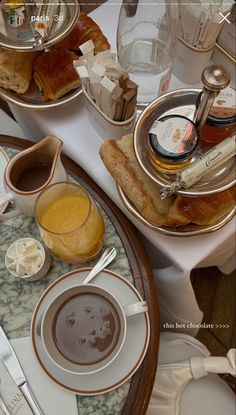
[197,86,236,144]
[148,115,198,174]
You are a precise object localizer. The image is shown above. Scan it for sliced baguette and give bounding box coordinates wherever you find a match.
[100,135,174,226]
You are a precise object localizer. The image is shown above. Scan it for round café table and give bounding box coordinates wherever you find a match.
[0,134,159,415]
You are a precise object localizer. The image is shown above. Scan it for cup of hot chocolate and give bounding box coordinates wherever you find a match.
[41,284,148,375]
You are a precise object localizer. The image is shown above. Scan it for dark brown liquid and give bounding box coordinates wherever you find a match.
[14,164,51,191]
[53,293,121,365]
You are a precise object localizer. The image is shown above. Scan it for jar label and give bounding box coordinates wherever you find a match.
[158,69,171,97]
[150,116,197,155]
[210,86,236,119]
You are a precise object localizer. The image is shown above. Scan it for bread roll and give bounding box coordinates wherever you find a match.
[33,48,81,101]
[0,48,36,94]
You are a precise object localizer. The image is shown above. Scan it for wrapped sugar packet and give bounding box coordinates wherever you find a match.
[100,76,120,119]
[94,50,116,63]
[73,65,89,88]
[160,135,236,198]
[111,84,124,120]
[105,60,128,82]
[79,39,94,56]
[73,64,93,98]
[78,40,95,75]
[120,78,138,120]
[90,62,106,104]
[114,94,125,121]
[92,62,106,78]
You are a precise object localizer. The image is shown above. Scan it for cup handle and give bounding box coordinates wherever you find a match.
[124,300,148,317]
[0,192,20,221]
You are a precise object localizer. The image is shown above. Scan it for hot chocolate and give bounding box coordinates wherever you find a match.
[53,292,121,365]
[13,164,51,192]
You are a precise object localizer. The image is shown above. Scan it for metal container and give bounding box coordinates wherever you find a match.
[118,185,235,237]
[0,83,82,110]
[134,89,236,197]
[0,1,80,51]
[83,86,136,141]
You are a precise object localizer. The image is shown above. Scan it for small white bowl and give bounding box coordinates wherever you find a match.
[5,238,51,282]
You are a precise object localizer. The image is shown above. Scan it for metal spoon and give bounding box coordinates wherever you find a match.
[82,247,117,285]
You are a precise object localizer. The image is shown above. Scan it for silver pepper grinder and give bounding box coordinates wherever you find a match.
[194,65,231,130]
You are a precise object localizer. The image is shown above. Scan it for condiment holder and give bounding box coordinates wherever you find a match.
[134,65,236,197]
[196,85,236,144]
[5,238,51,282]
[83,86,136,140]
[74,41,138,140]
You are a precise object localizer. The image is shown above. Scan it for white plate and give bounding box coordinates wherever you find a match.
[0,84,82,110]
[31,269,150,395]
[0,147,9,214]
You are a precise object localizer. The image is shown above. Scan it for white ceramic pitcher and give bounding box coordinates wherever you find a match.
[0,135,67,220]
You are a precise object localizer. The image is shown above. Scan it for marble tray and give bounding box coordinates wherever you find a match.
[0,134,159,415]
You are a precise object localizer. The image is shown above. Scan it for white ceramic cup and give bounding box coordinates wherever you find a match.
[41,284,148,375]
[173,37,214,84]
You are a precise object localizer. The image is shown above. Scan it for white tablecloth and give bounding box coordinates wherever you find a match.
[5,1,236,336]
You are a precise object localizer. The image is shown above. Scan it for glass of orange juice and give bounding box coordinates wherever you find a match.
[35,182,105,264]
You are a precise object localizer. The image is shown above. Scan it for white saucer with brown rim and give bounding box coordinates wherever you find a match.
[31,268,150,395]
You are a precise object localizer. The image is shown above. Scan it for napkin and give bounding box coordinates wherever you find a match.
[0,337,78,415]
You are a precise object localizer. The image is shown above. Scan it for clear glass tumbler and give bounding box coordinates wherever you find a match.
[35,182,105,264]
[117,0,175,105]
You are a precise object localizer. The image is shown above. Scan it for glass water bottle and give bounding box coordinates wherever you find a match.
[117,0,175,105]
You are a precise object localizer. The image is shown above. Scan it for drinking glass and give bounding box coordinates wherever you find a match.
[117,0,175,105]
[35,182,105,264]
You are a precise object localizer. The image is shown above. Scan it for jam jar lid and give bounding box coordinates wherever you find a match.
[149,115,198,163]
[196,86,236,126]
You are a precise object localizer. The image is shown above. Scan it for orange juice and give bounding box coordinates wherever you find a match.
[36,183,105,264]
[40,194,90,233]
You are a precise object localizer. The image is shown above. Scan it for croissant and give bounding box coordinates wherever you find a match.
[56,11,110,53]
[167,186,236,227]
[33,48,81,101]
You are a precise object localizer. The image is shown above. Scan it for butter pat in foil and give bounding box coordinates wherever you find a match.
[179,134,236,187]
[161,135,236,198]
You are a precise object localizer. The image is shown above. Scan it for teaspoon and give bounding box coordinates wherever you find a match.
[82,247,117,284]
